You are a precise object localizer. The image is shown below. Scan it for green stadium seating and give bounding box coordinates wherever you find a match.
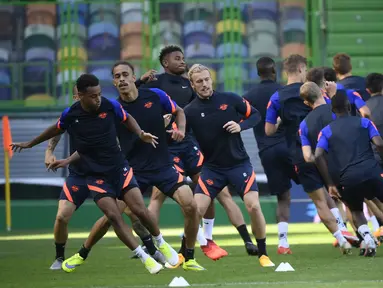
[327,33,383,56]
[326,0,383,10]
[327,11,383,33]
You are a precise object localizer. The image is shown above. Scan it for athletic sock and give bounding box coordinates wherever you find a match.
[196,225,208,246]
[141,235,157,256]
[370,215,380,231]
[330,208,347,231]
[78,244,90,260]
[153,233,165,247]
[358,224,376,248]
[333,230,347,246]
[202,218,214,240]
[55,242,65,260]
[133,246,149,262]
[256,238,267,257]
[236,224,252,244]
[185,248,195,261]
[178,236,186,255]
[277,222,289,247]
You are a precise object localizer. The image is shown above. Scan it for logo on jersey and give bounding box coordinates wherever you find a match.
[144,102,153,108]
[95,179,104,185]
[206,179,214,186]
[201,113,205,117]
[193,146,198,151]
[219,104,228,111]
[182,86,188,89]
[98,112,107,119]
[71,185,79,192]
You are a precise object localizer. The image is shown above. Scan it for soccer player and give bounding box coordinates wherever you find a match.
[45,85,166,269]
[298,83,358,249]
[243,57,298,254]
[365,72,383,241]
[45,85,89,270]
[315,91,383,256]
[55,64,205,271]
[140,45,258,259]
[322,66,370,118]
[13,74,174,274]
[185,63,275,267]
[332,53,370,101]
[265,56,353,253]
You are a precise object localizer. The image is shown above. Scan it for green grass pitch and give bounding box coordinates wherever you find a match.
[1,223,382,288]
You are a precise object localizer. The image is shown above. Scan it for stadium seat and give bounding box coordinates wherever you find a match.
[24,93,55,107]
[282,43,305,58]
[326,0,383,10]
[327,33,383,56]
[327,11,383,33]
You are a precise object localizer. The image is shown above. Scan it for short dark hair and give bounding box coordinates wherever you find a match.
[366,73,383,94]
[333,53,352,75]
[76,74,99,93]
[111,61,135,76]
[159,45,183,66]
[283,54,307,74]
[331,89,350,113]
[322,67,337,82]
[256,57,275,77]
[306,67,324,87]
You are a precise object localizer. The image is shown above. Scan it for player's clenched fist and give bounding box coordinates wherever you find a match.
[166,129,185,142]
[223,121,241,133]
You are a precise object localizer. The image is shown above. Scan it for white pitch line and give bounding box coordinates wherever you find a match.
[67,279,383,288]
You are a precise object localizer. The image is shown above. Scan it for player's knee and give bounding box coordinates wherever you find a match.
[245,201,261,215]
[56,212,71,225]
[183,198,198,216]
[277,190,291,203]
[130,205,150,220]
[104,210,123,226]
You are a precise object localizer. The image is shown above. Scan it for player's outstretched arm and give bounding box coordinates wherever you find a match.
[47,151,80,172]
[11,123,64,153]
[45,135,62,168]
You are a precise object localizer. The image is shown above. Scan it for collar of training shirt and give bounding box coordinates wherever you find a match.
[196,91,215,102]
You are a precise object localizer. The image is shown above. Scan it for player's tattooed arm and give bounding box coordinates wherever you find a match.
[45,134,62,168]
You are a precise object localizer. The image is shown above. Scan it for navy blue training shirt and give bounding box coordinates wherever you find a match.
[117,88,177,172]
[243,79,284,152]
[265,83,310,162]
[67,134,86,176]
[184,91,261,168]
[299,104,335,152]
[338,76,370,101]
[141,72,196,143]
[57,97,127,175]
[316,116,381,187]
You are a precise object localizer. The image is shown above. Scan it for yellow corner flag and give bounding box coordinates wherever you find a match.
[2,116,13,231]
